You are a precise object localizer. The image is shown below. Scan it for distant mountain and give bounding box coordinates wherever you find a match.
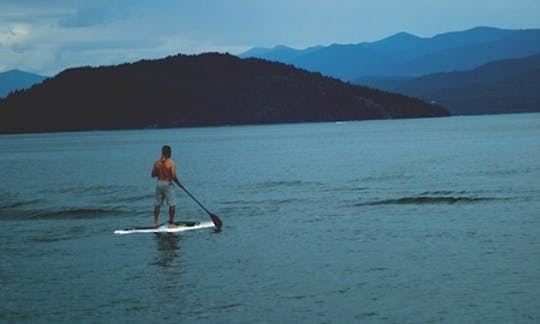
[362,27,515,64]
[390,29,540,76]
[0,70,46,98]
[240,27,540,81]
[0,53,448,134]
[240,45,324,63]
[356,53,540,115]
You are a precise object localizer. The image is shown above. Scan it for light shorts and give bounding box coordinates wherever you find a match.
[154,180,176,207]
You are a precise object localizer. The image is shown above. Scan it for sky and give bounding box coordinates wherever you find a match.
[1,0,539,76]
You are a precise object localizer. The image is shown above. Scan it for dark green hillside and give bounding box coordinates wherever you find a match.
[0,53,448,134]
[356,53,540,115]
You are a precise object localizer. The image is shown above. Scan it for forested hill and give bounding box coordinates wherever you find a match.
[0,53,448,134]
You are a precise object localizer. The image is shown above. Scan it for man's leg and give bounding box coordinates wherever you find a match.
[168,205,177,228]
[165,183,177,228]
[153,205,160,227]
[154,184,163,227]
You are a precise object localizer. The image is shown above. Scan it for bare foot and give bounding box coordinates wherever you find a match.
[168,223,178,228]
[153,222,159,228]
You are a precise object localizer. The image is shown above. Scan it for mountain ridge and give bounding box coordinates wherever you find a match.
[240,27,540,80]
[356,53,540,115]
[0,70,46,98]
[0,53,448,134]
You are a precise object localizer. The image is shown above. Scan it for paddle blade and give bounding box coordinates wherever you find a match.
[210,213,223,230]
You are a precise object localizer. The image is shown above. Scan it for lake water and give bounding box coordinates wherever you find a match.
[1,113,539,323]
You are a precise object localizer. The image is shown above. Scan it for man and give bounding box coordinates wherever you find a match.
[151,145,183,228]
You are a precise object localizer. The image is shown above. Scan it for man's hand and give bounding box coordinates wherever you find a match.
[173,177,183,188]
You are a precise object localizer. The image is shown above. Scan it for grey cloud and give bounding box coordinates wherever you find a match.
[58,3,130,28]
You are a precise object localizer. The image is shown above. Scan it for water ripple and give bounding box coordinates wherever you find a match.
[354,195,506,206]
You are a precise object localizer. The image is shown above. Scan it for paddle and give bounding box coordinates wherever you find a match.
[177,184,223,230]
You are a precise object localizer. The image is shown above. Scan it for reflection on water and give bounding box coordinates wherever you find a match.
[152,233,180,267]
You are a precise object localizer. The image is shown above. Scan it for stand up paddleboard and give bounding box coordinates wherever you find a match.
[114,221,216,235]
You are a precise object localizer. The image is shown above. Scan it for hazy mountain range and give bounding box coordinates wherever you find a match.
[356,53,540,115]
[2,26,538,125]
[240,27,540,81]
[241,26,540,114]
[0,53,447,134]
[0,70,46,98]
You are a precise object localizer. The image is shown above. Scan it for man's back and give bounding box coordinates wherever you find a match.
[153,158,176,181]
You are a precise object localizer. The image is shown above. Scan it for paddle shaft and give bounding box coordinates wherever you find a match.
[177,184,222,229]
[178,184,212,215]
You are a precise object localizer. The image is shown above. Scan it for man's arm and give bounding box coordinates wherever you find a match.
[171,164,183,187]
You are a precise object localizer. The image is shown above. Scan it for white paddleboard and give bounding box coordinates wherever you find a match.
[114,221,216,235]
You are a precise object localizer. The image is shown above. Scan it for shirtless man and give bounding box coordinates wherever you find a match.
[151,145,182,228]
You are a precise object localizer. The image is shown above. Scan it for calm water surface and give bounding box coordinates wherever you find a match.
[1,113,539,323]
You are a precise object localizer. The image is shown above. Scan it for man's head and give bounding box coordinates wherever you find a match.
[162,145,172,158]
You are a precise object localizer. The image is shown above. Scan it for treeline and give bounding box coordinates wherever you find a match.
[0,53,449,134]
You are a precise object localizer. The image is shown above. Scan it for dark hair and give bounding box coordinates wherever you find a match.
[162,145,171,158]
